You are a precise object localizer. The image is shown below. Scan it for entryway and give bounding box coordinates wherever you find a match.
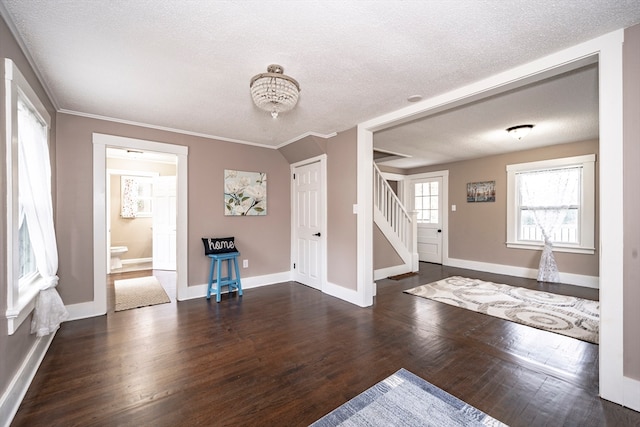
[93,133,188,315]
[409,171,448,265]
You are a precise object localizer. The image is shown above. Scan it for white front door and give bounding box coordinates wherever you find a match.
[412,177,443,264]
[152,176,177,270]
[293,160,324,290]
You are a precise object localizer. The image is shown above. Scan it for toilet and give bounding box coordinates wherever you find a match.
[110,246,128,270]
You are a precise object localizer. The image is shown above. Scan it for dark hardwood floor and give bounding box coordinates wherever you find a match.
[11,263,640,426]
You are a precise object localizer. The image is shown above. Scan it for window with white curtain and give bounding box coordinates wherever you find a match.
[5,58,52,333]
[506,154,596,254]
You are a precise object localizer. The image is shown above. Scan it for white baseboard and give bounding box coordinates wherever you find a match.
[445,257,599,289]
[374,264,411,281]
[323,281,368,307]
[121,257,152,265]
[180,271,292,301]
[0,332,55,427]
[624,376,640,412]
[65,271,292,315]
[66,300,106,321]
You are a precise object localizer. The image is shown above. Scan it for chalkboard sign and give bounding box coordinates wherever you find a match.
[202,237,237,255]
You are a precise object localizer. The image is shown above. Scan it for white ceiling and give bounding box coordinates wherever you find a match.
[374,64,599,169]
[1,1,639,168]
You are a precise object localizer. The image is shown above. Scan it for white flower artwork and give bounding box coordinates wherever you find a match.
[224,169,267,216]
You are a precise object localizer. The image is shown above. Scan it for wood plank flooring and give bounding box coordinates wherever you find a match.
[11,263,640,426]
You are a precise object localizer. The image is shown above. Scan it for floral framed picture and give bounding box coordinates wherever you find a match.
[224,169,267,216]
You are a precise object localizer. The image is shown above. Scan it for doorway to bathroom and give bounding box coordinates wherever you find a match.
[106,148,178,274]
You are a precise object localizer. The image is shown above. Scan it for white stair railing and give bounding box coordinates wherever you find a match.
[373,163,417,272]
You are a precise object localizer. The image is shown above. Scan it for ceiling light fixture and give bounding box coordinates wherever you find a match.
[506,124,534,140]
[250,64,300,119]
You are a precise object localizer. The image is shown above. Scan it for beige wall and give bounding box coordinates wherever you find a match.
[406,140,599,277]
[108,158,176,261]
[623,23,640,380]
[327,128,358,289]
[374,224,403,269]
[55,113,292,304]
[279,129,360,290]
[278,134,327,164]
[0,13,57,408]
[373,176,403,270]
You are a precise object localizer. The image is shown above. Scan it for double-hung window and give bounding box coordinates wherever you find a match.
[506,154,596,254]
[5,58,52,334]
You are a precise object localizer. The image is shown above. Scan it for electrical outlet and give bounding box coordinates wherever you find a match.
[243,259,248,268]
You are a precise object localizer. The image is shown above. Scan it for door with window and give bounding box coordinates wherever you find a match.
[412,177,443,264]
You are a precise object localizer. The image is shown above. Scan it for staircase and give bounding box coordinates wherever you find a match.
[373,163,418,279]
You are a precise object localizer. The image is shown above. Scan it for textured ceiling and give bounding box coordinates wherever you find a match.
[374,64,600,168]
[1,1,639,167]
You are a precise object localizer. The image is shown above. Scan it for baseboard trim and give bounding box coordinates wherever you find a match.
[0,332,55,427]
[65,300,106,321]
[624,376,640,412]
[323,281,367,307]
[120,257,152,265]
[445,257,599,289]
[64,271,292,315]
[180,271,292,301]
[374,264,411,281]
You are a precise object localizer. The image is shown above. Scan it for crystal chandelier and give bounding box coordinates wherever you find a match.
[250,64,300,118]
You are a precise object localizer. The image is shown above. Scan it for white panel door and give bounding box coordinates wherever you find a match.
[152,176,177,271]
[293,161,323,290]
[412,177,443,264]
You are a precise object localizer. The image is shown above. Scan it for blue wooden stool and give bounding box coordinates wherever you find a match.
[207,252,243,302]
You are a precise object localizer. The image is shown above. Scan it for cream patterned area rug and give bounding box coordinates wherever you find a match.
[114,276,171,312]
[405,276,599,344]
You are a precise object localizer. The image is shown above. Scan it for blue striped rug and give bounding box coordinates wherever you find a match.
[310,369,507,427]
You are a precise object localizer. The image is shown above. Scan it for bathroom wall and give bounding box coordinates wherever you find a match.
[107,157,177,264]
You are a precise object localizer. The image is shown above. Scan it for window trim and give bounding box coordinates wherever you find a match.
[505,154,596,255]
[5,58,52,334]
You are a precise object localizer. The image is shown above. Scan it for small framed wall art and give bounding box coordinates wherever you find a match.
[224,169,267,216]
[467,181,495,203]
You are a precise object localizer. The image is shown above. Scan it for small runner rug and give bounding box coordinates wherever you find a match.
[405,276,599,344]
[114,276,170,312]
[310,368,507,427]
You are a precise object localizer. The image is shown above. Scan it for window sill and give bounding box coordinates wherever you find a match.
[506,242,595,255]
[6,280,41,335]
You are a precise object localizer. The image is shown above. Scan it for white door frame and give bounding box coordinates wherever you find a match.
[357,30,625,405]
[290,154,327,292]
[406,170,449,265]
[93,133,188,315]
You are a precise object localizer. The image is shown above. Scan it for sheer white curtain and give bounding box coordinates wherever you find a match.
[519,167,580,283]
[18,99,69,337]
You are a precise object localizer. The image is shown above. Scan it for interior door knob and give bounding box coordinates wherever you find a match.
[313,232,321,237]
